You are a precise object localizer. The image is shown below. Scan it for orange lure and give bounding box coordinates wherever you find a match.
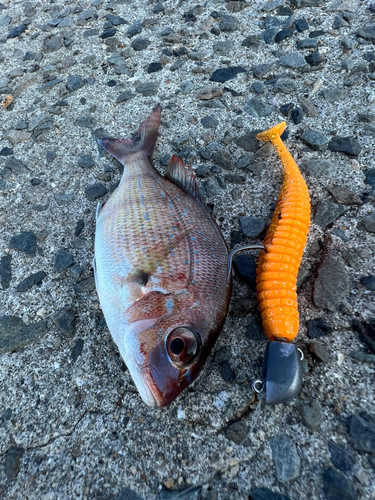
[255,122,311,342]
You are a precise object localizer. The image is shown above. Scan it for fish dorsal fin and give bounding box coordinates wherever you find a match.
[165,155,205,206]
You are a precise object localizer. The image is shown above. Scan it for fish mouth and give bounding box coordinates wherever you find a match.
[143,371,169,407]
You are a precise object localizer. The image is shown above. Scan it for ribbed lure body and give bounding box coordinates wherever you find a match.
[255,122,310,341]
[94,106,231,407]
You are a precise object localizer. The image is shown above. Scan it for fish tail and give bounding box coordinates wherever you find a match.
[256,122,286,143]
[97,104,161,163]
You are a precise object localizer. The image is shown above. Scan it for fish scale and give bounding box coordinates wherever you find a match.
[94,105,230,407]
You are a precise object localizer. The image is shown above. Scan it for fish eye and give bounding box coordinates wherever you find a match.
[166,327,199,367]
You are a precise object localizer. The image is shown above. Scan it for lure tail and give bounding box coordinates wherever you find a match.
[256,122,286,142]
[98,104,161,164]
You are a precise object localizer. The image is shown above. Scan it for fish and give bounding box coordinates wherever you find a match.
[94,105,231,407]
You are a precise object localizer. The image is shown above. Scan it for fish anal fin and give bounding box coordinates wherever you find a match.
[97,104,161,164]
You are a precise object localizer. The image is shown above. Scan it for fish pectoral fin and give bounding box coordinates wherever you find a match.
[126,291,173,323]
[123,269,151,286]
[93,257,98,285]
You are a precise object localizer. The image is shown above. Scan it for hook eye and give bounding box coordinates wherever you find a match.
[166,327,199,367]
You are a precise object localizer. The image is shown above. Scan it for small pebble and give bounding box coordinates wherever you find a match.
[0,255,11,289]
[328,442,354,472]
[52,309,77,336]
[209,66,246,83]
[269,434,301,483]
[328,137,361,157]
[306,318,332,338]
[323,469,357,500]
[300,400,324,430]
[85,184,108,201]
[305,51,322,66]
[239,216,265,238]
[16,271,46,292]
[300,129,329,151]
[54,249,74,273]
[71,338,84,362]
[309,342,330,363]
[9,232,36,256]
[233,253,257,290]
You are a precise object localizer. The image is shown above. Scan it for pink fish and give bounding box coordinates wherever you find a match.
[94,105,231,407]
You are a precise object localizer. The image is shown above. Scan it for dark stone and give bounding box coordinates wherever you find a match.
[136,82,159,96]
[31,178,42,186]
[52,309,77,336]
[269,434,301,482]
[85,184,107,201]
[54,249,74,273]
[126,20,142,38]
[43,35,63,52]
[211,151,235,170]
[297,38,318,49]
[291,107,303,124]
[314,200,347,229]
[242,34,261,48]
[275,28,294,43]
[233,253,257,290]
[310,29,325,38]
[0,255,11,289]
[113,488,143,500]
[328,137,361,157]
[153,2,165,14]
[244,98,274,117]
[307,318,331,338]
[4,158,29,175]
[280,103,294,117]
[230,296,257,318]
[71,338,84,362]
[46,151,56,163]
[147,62,162,73]
[0,316,47,354]
[263,28,278,44]
[328,442,354,472]
[251,489,291,500]
[305,51,322,66]
[4,447,23,481]
[100,28,117,39]
[209,66,246,83]
[9,232,36,256]
[239,216,265,237]
[75,117,97,128]
[106,13,126,26]
[295,19,309,32]
[364,212,375,233]
[313,255,350,311]
[235,130,261,152]
[300,129,329,151]
[360,275,375,290]
[7,23,26,39]
[273,78,297,93]
[16,271,46,292]
[0,147,13,156]
[201,115,218,129]
[220,360,236,382]
[66,75,85,92]
[131,38,150,51]
[326,185,362,205]
[74,220,85,237]
[358,25,375,41]
[350,414,375,453]
[225,174,246,184]
[224,421,249,445]
[78,155,94,168]
[75,276,95,293]
[245,315,264,341]
[116,91,136,103]
[309,342,330,362]
[365,169,375,187]
[300,400,324,430]
[323,468,357,500]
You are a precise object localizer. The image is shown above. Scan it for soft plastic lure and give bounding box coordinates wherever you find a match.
[255,122,311,343]
[248,122,311,405]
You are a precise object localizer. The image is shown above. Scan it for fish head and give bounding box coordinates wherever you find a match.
[125,312,218,408]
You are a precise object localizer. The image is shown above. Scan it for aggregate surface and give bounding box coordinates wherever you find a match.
[1,0,375,499]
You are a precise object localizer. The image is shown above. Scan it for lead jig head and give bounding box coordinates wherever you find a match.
[252,341,303,405]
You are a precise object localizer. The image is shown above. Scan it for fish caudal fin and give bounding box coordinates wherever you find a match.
[97,104,161,163]
[256,122,286,143]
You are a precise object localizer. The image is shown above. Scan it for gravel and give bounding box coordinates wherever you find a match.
[1,0,375,499]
